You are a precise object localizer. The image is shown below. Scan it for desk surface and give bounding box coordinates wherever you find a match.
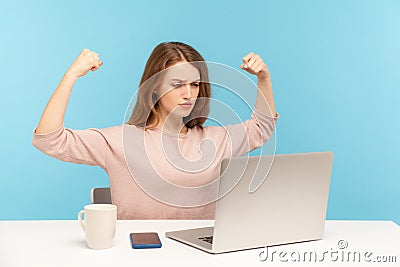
[1,220,399,267]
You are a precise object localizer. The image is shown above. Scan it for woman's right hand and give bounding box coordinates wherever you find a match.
[65,48,103,79]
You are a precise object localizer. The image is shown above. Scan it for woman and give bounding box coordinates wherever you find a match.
[32,41,279,219]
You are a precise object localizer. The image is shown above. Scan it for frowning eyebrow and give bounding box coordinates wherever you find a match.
[170,78,201,82]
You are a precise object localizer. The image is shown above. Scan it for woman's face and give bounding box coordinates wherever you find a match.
[156,61,201,119]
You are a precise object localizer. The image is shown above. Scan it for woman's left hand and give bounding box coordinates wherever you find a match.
[240,52,270,80]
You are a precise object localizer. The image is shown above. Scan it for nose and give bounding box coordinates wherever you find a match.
[182,83,192,99]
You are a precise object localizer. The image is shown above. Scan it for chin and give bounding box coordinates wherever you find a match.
[169,110,192,119]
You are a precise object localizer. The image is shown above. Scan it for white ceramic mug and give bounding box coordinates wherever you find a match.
[78,204,117,249]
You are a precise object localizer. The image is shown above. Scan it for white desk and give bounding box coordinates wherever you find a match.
[1,220,399,267]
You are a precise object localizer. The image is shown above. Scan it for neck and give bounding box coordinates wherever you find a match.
[156,111,187,135]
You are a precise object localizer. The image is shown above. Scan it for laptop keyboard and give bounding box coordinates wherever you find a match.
[198,236,213,244]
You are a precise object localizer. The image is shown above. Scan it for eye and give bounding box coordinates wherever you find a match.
[172,83,182,88]
[191,83,200,87]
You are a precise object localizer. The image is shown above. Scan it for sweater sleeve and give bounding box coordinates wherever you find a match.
[31,124,110,169]
[225,107,279,157]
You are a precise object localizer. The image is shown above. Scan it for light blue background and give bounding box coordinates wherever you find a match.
[0,0,399,222]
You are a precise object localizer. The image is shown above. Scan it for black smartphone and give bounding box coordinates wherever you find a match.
[130,232,162,249]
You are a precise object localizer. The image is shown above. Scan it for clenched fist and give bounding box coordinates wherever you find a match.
[240,52,270,80]
[65,48,103,79]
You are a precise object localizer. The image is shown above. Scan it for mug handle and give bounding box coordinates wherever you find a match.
[78,210,85,231]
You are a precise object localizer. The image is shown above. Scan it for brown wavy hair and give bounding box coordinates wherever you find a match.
[127,41,211,129]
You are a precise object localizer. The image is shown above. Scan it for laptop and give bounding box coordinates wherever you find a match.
[165,152,334,254]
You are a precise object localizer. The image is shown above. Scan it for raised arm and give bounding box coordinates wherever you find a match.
[240,52,277,118]
[35,49,103,134]
[222,52,279,157]
[32,49,111,169]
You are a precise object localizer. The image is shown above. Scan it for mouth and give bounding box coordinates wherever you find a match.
[179,102,193,109]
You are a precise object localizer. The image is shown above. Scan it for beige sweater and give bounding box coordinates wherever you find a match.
[32,108,279,219]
